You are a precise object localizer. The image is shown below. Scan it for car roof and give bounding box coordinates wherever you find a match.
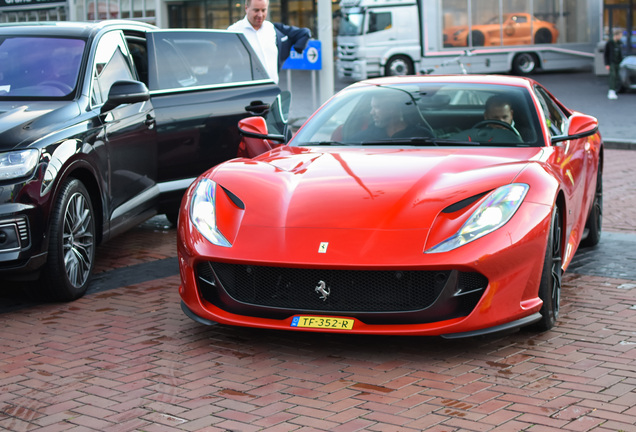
[354,74,538,89]
[0,20,157,38]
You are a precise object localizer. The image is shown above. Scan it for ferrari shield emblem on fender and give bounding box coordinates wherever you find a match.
[315,281,330,301]
[318,242,328,253]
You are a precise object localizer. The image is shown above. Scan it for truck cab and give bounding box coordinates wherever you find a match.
[337,0,420,80]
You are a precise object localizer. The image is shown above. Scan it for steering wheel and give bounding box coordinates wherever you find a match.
[40,81,73,94]
[472,119,517,133]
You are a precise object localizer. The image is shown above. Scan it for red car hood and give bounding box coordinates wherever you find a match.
[212,146,544,230]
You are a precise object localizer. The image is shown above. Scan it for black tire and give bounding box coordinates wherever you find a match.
[41,178,96,301]
[470,30,485,46]
[533,206,563,332]
[384,55,414,76]
[581,164,603,247]
[165,210,179,227]
[534,28,553,44]
[512,52,538,75]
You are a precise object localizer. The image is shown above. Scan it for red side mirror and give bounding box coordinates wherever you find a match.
[237,116,273,158]
[567,114,598,136]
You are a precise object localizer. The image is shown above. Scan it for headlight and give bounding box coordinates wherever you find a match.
[426,183,529,253]
[190,178,231,247]
[0,149,39,180]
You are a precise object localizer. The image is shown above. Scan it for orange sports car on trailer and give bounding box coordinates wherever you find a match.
[443,13,559,47]
[177,75,602,338]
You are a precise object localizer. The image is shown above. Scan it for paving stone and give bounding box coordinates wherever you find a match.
[1,149,636,431]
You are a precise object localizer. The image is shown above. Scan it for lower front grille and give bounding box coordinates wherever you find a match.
[196,262,488,324]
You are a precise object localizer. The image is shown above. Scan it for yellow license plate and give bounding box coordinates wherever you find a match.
[291,316,354,330]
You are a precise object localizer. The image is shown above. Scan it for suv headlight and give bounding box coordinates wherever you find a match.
[426,183,529,253]
[0,149,39,180]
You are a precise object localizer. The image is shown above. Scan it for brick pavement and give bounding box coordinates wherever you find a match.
[1,149,636,432]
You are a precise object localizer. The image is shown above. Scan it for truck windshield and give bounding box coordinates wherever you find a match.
[339,11,365,36]
[0,36,85,98]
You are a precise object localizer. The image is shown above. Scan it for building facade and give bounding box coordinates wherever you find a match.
[0,0,319,31]
[0,0,632,54]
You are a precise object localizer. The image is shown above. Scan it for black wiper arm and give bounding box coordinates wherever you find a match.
[376,138,481,146]
[298,141,348,146]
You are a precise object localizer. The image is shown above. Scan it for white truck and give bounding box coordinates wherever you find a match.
[336,0,602,80]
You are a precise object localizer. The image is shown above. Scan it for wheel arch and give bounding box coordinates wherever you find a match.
[554,190,566,262]
[49,164,105,247]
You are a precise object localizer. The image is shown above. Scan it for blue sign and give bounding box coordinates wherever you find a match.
[282,40,322,71]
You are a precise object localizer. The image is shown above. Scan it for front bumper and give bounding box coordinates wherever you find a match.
[336,59,381,81]
[177,199,553,337]
[0,201,47,277]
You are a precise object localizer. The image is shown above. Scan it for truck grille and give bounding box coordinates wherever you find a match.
[337,44,357,60]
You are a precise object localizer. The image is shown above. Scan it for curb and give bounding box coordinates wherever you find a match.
[603,139,636,150]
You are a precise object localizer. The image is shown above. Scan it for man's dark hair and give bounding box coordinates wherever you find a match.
[485,95,512,112]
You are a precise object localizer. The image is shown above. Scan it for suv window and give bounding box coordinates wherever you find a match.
[147,31,270,91]
[91,31,136,106]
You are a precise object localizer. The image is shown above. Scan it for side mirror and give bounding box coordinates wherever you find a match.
[101,80,150,113]
[237,116,286,158]
[551,113,598,144]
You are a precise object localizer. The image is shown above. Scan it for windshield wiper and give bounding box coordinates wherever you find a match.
[298,141,349,146]
[351,138,480,146]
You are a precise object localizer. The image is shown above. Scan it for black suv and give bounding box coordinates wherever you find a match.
[0,21,283,300]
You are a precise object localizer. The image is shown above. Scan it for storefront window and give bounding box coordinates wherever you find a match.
[441,0,587,48]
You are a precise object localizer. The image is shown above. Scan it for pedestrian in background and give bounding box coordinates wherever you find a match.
[228,0,278,83]
[604,28,624,100]
[274,22,311,71]
[228,0,310,85]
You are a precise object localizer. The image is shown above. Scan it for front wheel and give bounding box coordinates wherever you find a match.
[512,52,538,75]
[470,30,485,46]
[534,28,553,44]
[533,206,563,332]
[41,178,96,301]
[384,55,414,76]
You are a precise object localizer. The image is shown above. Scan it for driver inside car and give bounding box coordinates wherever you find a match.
[483,95,521,138]
[447,94,523,144]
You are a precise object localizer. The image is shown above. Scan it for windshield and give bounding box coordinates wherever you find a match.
[0,36,85,98]
[339,10,365,36]
[292,83,544,147]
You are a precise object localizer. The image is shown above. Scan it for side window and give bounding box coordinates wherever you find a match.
[91,31,135,106]
[533,86,567,137]
[368,12,392,33]
[147,31,268,91]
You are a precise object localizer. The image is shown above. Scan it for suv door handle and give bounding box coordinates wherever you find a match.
[144,114,155,127]
[245,101,270,115]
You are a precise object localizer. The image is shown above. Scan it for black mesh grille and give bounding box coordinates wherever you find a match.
[197,262,487,317]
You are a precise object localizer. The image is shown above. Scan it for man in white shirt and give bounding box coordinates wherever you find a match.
[228,0,279,84]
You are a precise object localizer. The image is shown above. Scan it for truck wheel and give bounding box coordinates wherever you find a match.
[470,30,485,46]
[534,28,553,44]
[512,53,538,74]
[42,178,96,301]
[385,55,414,76]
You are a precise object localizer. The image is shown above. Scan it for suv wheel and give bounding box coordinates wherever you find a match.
[42,178,96,301]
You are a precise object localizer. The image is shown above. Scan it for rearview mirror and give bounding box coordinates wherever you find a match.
[551,113,598,144]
